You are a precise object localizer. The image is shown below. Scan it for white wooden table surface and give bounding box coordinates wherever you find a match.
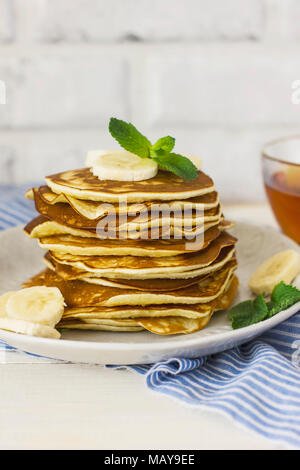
[0,204,284,450]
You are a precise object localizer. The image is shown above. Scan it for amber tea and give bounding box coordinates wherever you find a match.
[265,166,300,243]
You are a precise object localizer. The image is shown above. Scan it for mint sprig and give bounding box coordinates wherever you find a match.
[109,117,198,180]
[229,281,300,330]
[229,295,268,330]
[267,282,300,318]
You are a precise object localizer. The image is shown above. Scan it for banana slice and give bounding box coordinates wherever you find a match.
[0,318,60,339]
[86,149,109,167]
[249,250,300,295]
[86,150,158,182]
[6,287,64,327]
[0,291,17,317]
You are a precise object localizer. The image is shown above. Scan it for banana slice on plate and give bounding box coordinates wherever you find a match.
[6,287,64,328]
[0,291,17,316]
[0,318,60,339]
[249,250,300,295]
[0,287,64,339]
[86,150,158,182]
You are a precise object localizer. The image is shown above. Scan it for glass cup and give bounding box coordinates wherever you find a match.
[262,136,300,243]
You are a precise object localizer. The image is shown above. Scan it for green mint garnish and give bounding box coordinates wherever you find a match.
[151,151,198,180]
[108,118,151,158]
[229,281,300,330]
[267,281,300,318]
[152,136,175,153]
[109,117,198,180]
[229,295,268,330]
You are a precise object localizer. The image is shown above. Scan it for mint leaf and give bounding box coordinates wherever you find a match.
[267,281,300,318]
[152,151,198,181]
[108,118,199,180]
[229,294,268,330]
[109,118,151,158]
[152,136,175,153]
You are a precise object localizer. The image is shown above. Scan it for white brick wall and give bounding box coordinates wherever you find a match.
[0,129,111,183]
[14,0,263,42]
[0,53,129,128]
[0,0,299,202]
[287,0,300,39]
[144,45,300,127]
[264,0,300,40]
[0,0,14,42]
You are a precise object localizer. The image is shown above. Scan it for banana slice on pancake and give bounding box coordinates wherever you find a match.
[87,150,158,182]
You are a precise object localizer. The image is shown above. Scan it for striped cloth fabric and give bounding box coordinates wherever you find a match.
[0,185,36,231]
[126,331,300,448]
[1,186,300,448]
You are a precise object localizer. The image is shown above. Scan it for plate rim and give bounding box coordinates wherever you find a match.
[0,298,299,353]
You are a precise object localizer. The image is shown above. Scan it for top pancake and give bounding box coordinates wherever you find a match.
[46,168,214,202]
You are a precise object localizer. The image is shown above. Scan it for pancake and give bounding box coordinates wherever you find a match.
[137,315,212,335]
[45,248,235,288]
[59,316,208,334]
[45,254,213,290]
[59,275,238,321]
[123,204,222,229]
[219,219,235,230]
[46,168,215,202]
[29,222,221,257]
[81,319,141,327]
[27,186,220,220]
[62,249,236,281]
[25,211,222,240]
[32,187,222,231]
[59,318,143,332]
[45,251,236,290]
[47,248,236,284]
[58,275,239,334]
[137,275,238,334]
[23,260,236,307]
[46,232,236,279]
[49,231,236,270]
[85,259,237,302]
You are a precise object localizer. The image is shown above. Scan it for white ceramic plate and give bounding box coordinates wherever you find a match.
[0,223,299,365]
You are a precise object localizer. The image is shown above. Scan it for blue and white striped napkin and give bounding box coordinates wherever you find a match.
[1,185,300,449]
[0,185,36,231]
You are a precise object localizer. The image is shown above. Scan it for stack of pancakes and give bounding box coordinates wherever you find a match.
[23,168,238,335]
